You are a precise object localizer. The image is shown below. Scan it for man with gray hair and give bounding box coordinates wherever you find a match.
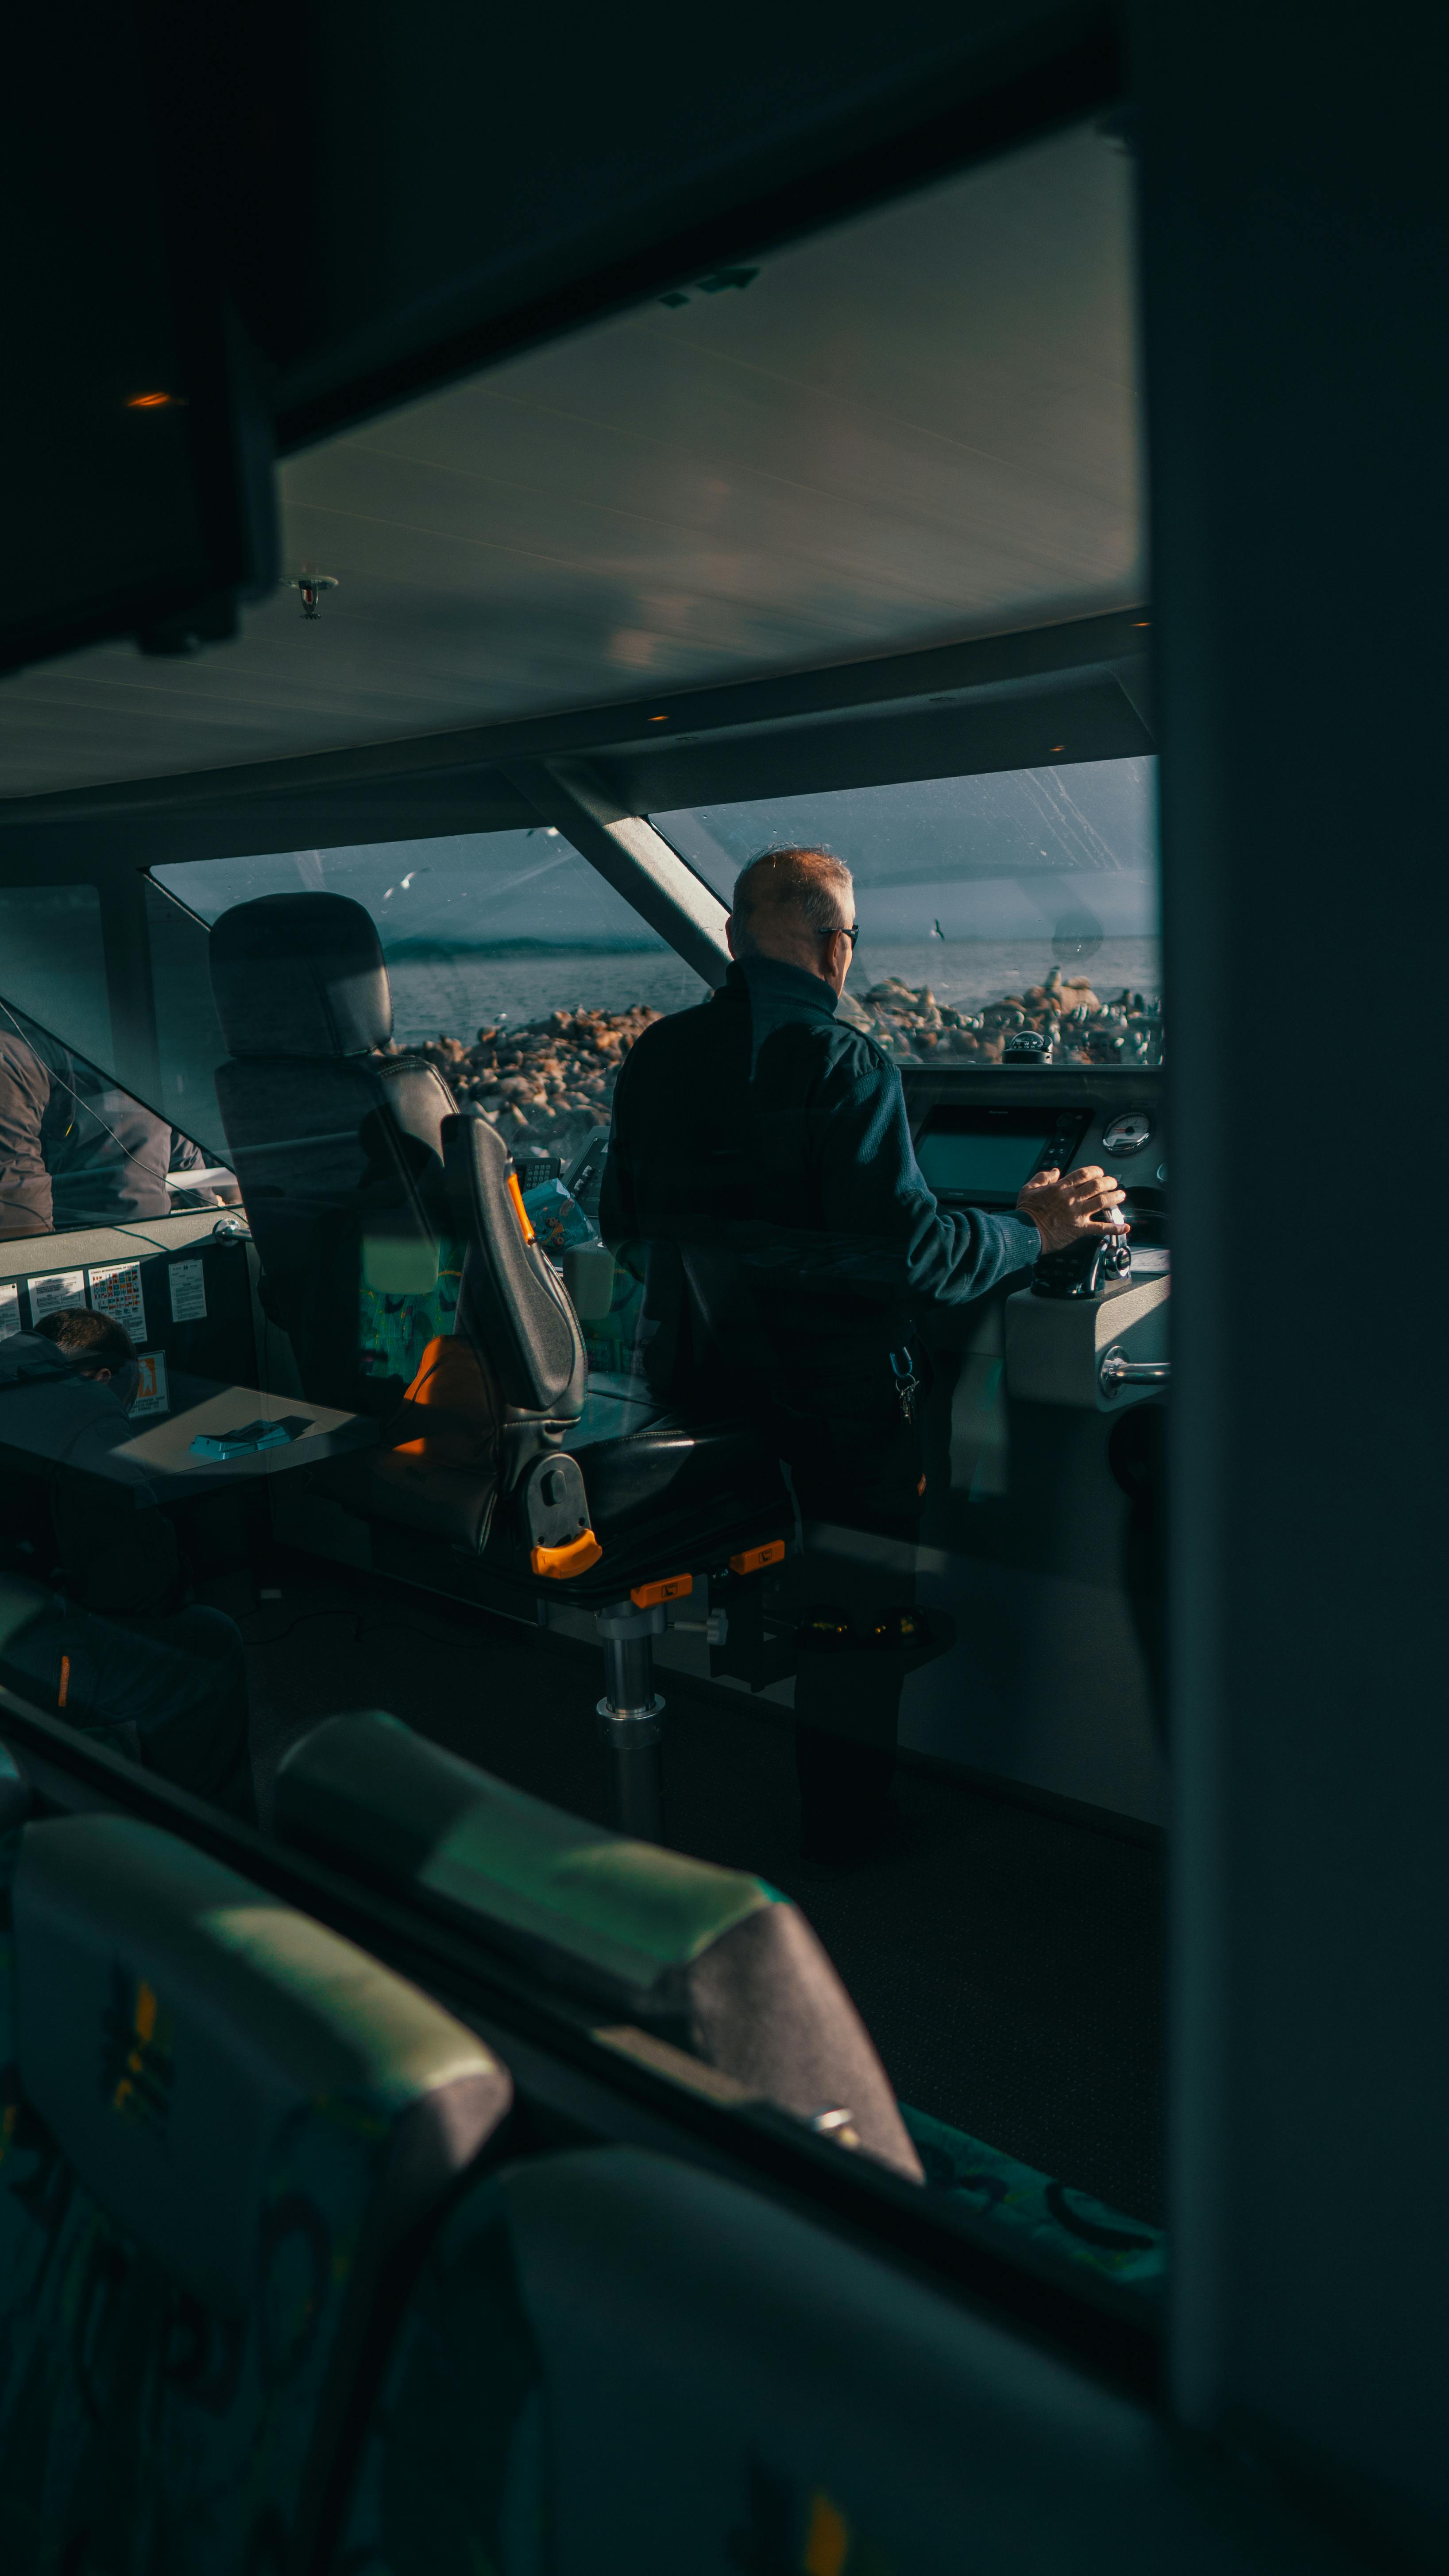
[601,845,1124,1859]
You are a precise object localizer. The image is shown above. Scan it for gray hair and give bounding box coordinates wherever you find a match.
[730,846,854,950]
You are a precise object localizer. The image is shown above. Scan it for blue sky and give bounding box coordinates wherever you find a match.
[155,755,1158,950]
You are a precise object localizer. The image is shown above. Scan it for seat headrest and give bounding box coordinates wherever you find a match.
[279,1716,925,2180]
[210,891,393,1060]
[12,1813,510,2317]
[277,1712,771,2001]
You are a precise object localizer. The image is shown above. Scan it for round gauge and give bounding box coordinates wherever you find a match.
[1102,1113,1152,1155]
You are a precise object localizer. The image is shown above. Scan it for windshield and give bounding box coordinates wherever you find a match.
[151,829,710,1178]
[653,756,1161,1065]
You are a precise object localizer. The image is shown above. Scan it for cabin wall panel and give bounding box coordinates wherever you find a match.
[1135,0,1449,2538]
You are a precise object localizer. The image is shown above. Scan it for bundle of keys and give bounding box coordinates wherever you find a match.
[889,1347,920,1425]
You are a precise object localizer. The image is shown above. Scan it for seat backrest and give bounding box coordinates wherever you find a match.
[0,1810,510,2576]
[336,2145,1225,2576]
[210,892,463,1409]
[209,894,585,1448]
[276,1711,920,2180]
[443,1112,586,1419]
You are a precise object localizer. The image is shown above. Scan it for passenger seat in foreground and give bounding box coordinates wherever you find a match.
[0,1809,510,2575]
[277,1709,923,2181]
[337,2143,1248,2576]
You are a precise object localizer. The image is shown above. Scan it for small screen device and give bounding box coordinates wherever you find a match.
[917,1127,1056,1194]
[915,1105,1089,1199]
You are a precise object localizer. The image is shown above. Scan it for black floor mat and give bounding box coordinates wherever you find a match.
[240,1573,1165,2224]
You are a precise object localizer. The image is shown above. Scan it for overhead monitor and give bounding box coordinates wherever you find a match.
[6,17,275,681]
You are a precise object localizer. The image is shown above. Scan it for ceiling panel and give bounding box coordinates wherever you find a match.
[0,120,1143,805]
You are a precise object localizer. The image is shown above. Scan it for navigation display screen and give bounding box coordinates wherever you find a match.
[916,1128,1054,1194]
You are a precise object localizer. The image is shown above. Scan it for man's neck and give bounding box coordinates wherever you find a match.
[736,949,836,996]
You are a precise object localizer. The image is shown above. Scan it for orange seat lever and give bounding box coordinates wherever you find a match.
[630,1573,692,1609]
[729,1540,785,1576]
[532,1531,603,1579]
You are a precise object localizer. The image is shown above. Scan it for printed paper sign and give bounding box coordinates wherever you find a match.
[0,1284,19,1342]
[128,1352,170,1419]
[87,1260,147,1342]
[27,1271,86,1324]
[168,1259,208,1324]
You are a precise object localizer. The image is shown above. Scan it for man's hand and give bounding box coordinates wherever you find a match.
[1017,1163,1127,1255]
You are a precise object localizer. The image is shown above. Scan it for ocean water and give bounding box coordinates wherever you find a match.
[386,939,1163,1046]
[851,937,1161,1017]
[385,949,707,1044]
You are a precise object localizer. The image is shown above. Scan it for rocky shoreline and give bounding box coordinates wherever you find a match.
[853,962,1163,1067]
[404,1003,662,1170]
[400,965,1163,1166]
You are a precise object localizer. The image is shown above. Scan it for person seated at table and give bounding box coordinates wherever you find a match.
[0,1306,255,1820]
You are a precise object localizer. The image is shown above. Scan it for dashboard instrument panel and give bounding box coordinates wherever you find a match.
[905,1069,1167,1232]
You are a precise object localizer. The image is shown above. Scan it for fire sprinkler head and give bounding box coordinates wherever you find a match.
[287,571,340,620]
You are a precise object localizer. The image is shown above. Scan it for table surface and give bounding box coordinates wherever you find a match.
[118,1380,378,1482]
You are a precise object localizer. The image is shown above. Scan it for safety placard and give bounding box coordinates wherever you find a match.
[87,1260,147,1343]
[0,1284,19,1341]
[128,1352,170,1418]
[167,1259,208,1323]
[27,1270,86,1324]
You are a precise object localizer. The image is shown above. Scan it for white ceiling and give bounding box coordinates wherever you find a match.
[0,119,1144,804]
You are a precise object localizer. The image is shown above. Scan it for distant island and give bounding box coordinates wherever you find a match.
[382,934,667,961]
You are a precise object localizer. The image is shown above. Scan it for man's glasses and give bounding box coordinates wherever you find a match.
[823,923,860,947]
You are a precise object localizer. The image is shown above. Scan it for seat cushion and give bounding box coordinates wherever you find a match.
[561,1378,787,1544]
[286,1371,793,1590]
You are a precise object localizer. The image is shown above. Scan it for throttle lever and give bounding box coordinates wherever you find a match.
[1032,1220,1132,1301]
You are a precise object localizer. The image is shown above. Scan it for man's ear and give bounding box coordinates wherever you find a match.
[725,915,739,960]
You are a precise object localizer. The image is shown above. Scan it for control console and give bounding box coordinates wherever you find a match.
[907,1071,1167,1248]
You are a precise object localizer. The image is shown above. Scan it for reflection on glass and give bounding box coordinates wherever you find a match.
[154,831,709,1174]
[0,801,1169,2289]
[653,758,1161,1064]
[0,1264,261,1822]
[0,886,113,1068]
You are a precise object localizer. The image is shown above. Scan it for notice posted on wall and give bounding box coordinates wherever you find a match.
[27,1271,86,1325]
[128,1352,170,1419]
[0,1284,19,1342]
[87,1260,147,1343]
[167,1259,207,1324]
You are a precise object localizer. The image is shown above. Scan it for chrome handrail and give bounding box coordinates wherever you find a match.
[1100,1345,1171,1397]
